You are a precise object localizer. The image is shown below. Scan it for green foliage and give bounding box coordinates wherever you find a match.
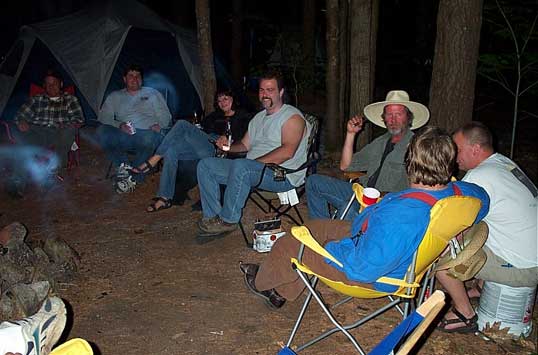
[478,0,538,97]
[478,0,538,158]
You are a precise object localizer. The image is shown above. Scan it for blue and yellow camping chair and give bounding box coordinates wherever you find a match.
[281,194,482,354]
[50,338,93,355]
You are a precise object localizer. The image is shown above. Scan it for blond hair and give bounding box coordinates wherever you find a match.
[405,126,456,186]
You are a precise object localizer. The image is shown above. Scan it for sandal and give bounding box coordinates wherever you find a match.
[132,160,157,174]
[438,308,478,334]
[146,197,172,213]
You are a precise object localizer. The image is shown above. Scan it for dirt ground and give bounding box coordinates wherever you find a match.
[1,129,537,355]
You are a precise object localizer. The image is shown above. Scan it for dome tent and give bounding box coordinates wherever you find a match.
[0,0,226,122]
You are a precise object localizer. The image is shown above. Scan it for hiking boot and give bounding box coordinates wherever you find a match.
[239,262,286,309]
[115,175,137,193]
[198,216,238,235]
[197,216,219,230]
[0,296,67,355]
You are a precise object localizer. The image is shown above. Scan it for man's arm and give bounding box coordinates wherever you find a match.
[151,91,172,129]
[66,96,84,125]
[340,115,363,170]
[14,97,36,131]
[255,114,306,165]
[98,94,118,127]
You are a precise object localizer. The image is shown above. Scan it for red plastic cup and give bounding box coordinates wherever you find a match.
[362,187,380,206]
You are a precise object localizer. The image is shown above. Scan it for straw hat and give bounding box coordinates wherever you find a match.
[435,221,489,281]
[363,90,430,129]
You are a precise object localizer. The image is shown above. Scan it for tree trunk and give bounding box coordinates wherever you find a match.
[349,0,379,150]
[195,0,217,114]
[303,0,316,86]
[429,0,483,132]
[325,0,340,152]
[337,0,350,141]
[230,0,244,85]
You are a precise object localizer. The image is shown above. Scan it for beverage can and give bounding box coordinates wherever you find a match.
[125,121,136,135]
[193,112,202,129]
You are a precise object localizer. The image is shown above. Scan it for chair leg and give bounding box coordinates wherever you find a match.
[338,193,357,220]
[286,276,319,349]
[293,270,366,354]
[105,161,113,179]
[290,268,406,353]
[237,220,252,248]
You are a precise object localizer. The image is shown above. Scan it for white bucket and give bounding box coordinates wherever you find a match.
[477,281,536,338]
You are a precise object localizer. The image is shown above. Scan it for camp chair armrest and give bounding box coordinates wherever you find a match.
[266,152,320,175]
[343,170,366,182]
[291,226,343,268]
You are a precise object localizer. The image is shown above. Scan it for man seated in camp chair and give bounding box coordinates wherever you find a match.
[306,90,429,221]
[240,127,490,309]
[435,122,538,333]
[195,69,311,242]
[96,64,171,194]
[8,69,84,197]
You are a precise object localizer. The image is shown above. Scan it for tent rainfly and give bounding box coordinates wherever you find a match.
[0,0,217,122]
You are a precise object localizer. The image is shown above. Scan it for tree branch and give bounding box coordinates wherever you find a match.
[520,80,538,96]
[478,72,515,95]
[520,12,538,55]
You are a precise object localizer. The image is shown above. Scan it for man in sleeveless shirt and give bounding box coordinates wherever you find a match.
[306,90,429,220]
[196,70,311,242]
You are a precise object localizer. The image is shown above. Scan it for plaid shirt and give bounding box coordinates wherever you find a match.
[15,94,84,127]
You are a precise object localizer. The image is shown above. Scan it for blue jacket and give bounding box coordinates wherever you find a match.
[325,181,490,292]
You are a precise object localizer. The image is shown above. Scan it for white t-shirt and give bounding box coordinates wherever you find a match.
[463,153,538,268]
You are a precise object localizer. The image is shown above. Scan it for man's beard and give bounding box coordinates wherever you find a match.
[261,97,273,108]
[387,127,402,135]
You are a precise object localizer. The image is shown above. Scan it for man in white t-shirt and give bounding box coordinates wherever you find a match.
[436,121,538,333]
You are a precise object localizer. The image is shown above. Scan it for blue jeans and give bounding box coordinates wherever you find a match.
[96,124,162,176]
[156,120,215,199]
[197,157,295,223]
[306,174,359,221]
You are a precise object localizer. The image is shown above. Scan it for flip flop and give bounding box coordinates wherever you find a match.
[438,307,478,334]
[146,197,172,213]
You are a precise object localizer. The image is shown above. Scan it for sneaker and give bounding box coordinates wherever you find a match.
[115,175,137,194]
[198,216,237,235]
[239,262,286,309]
[115,163,134,180]
[2,296,67,355]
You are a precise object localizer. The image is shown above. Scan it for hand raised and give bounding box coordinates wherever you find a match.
[346,115,364,133]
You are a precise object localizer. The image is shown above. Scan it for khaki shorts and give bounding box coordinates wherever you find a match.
[476,246,538,287]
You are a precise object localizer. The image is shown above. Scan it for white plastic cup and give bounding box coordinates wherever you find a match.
[362,187,380,206]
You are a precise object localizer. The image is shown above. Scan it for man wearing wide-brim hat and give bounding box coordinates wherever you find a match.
[306,90,429,220]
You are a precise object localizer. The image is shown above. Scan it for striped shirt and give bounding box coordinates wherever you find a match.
[15,94,84,127]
